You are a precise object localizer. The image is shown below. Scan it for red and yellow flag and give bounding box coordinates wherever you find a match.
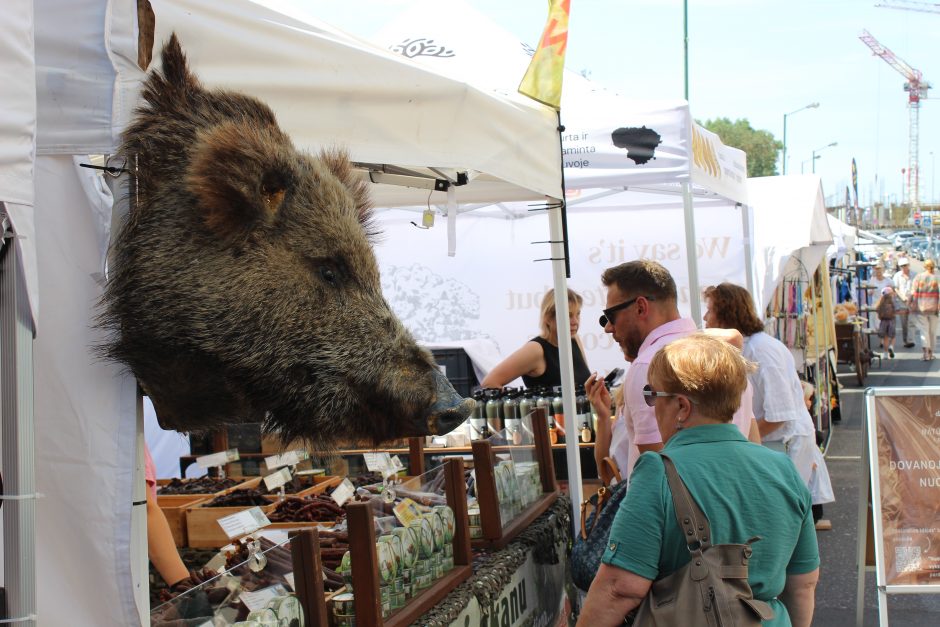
[518,0,570,109]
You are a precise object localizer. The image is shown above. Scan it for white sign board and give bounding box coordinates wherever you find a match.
[196,448,240,469]
[217,506,271,540]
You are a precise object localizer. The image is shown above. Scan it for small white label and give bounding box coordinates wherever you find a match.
[264,449,309,471]
[391,455,404,471]
[263,467,293,491]
[196,448,240,469]
[363,452,392,472]
[239,584,288,611]
[217,506,270,540]
[197,621,214,627]
[331,478,356,507]
[285,572,295,590]
[296,468,326,476]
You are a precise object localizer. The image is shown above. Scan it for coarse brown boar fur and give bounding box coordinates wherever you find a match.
[100,35,470,448]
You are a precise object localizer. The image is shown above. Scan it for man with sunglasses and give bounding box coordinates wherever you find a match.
[595,260,697,484]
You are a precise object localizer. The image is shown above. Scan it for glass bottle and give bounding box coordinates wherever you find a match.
[485,388,503,433]
[468,390,486,441]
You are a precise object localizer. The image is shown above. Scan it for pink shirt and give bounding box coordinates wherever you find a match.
[613,318,755,483]
[145,444,158,501]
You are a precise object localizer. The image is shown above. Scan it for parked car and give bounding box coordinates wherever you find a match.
[921,241,940,262]
[908,239,930,259]
[894,231,923,249]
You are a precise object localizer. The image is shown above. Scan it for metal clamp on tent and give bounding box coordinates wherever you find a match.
[358,162,469,192]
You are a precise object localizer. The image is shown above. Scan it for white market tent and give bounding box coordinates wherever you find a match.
[0,0,572,624]
[747,175,834,316]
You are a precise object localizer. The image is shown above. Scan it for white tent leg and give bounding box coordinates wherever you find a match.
[682,182,703,324]
[132,395,149,623]
[741,203,756,297]
[1,217,38,625]
[548,203,581,525]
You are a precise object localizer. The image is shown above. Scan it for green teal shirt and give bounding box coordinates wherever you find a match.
[602,424,819,627]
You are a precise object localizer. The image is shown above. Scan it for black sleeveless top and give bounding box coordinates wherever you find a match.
[521,336,591,389]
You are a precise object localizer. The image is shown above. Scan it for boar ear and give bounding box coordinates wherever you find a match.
[318,148,376,239]
[138,34,203,116]
[186,121,294,242]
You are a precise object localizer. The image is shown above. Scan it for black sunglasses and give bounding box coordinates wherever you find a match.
[599,296,656,328]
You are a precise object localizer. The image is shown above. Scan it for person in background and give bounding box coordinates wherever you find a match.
[145,445,192,589]
[480,288,591,432]
[703,283,834,521]
[876,286,897,359]
[893,257,915,348]
[870,263,894,297]
[910,258,940,361]
[800,381,835,525]
[578,334,819,627]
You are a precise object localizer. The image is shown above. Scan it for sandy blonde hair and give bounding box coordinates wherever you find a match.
[539,288,583,337]
[648,333,754,422]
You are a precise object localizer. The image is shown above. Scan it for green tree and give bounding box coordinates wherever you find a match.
[700,117,782,177]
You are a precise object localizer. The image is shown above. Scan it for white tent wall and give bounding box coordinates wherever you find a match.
[32,156,140,625]
[748,175,833,316]
[374,200,749,377]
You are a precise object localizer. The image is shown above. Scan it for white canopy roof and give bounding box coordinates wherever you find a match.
[748,175,834,313]
[370,0,747,204]
[149,0,562,205]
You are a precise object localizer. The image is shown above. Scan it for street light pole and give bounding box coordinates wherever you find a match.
[782,102,820,175]
[811,141,838,174]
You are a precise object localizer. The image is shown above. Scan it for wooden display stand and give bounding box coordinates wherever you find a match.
[345,458,473,627]
[156,476,261,547]
[471,407,558,550]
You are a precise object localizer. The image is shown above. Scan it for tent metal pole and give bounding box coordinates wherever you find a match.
[1,214,39,625]
[741,203,756,298]
[681,182,703,324]
[547,203,582,526]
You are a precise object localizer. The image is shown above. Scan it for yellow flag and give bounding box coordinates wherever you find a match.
[518,0,570,109]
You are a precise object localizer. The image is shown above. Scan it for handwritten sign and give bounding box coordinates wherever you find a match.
[264,449,309,471]
[217,506,270,540]
[263,467,293,492]
[196,448,240,469]
[239,584,288,611]
[331,478,356,507]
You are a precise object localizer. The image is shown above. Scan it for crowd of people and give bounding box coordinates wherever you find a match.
[483,259,833,626]
[868,254,939,361]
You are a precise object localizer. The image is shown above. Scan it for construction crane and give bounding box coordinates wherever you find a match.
[859,29,931,208]
[875,1,940,16]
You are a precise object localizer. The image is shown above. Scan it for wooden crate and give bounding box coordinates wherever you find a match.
[187,475,341,548]
[156,494,208,547]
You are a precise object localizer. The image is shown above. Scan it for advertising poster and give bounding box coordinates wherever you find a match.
[871,394,940,586]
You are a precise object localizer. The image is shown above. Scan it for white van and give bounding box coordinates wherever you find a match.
[894,231,921,249]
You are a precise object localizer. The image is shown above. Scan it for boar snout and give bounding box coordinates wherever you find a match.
[425,369,474,434]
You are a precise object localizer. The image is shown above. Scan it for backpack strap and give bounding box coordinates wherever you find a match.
[660,453,712,551]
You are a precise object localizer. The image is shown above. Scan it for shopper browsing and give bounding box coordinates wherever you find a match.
[596,261,757,484]
[870,263,895,296]
[703,283,834,521]
[577,334,819,627]
[893,258,915,348]
[876,286,898,358]
[910,258,940,361]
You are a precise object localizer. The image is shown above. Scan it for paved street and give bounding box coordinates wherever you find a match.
[814,328,940,626]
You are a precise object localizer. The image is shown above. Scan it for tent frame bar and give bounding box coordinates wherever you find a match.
[1,214,39,625]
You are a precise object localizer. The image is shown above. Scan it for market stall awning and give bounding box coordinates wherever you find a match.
[147,0,562,206]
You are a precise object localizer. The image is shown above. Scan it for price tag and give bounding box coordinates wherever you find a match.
[390,455,404,471]
[196,448,240,469]
[331,478,356,507]
[263,467,293,492]
[296,468,326,476]
[217,506,270,540]
[239,584,288,611]
[393,497,423,527]
[197,621,214,627]
[264,449,309,471]
[363,452,392,472]
[285,572,295,590]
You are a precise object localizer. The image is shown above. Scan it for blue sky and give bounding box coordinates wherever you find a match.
[312,0,939,210]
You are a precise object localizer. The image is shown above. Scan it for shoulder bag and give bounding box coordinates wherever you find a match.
[629,454,775,626]
[571,457,627,592]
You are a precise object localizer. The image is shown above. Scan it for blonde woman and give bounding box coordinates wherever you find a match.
[481,289,591,430]
[579,334,819,627]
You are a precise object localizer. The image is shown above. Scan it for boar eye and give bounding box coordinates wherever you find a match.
[319,267,337,285]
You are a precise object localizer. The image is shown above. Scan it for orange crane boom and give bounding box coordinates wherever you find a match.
[859,29,931,208]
